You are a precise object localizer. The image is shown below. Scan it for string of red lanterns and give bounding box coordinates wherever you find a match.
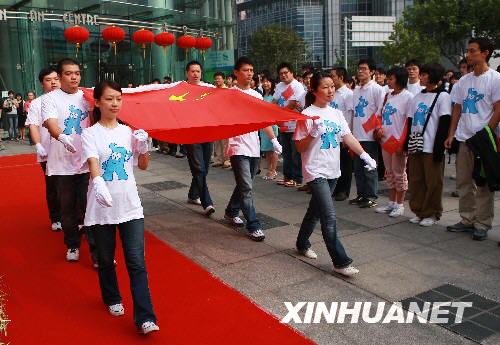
[101,26,126,55]
[63,25,90,56]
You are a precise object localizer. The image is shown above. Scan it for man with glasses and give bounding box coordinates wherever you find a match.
[405,59,425,96]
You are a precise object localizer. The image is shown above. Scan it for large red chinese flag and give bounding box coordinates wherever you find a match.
[82,82,310,144]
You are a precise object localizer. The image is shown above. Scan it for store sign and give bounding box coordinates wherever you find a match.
[0,9,98,25]
[204,50,235,70]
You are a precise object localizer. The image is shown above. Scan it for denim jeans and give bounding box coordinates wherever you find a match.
[185,142,213,208]
[91,218,156,327]
[296,178,353,268]
[6,113,18,139]
[280,132,302,182]
[56,173,89,249]
[333,146,353,196]
[40,162,60,223]
[225,155,261,231]
[353,141,379,199]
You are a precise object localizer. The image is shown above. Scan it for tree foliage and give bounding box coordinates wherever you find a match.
[249,25,308,76]
[383,0,500,66]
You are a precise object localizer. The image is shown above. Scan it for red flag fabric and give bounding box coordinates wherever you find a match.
[362,113,382,134]
[382,135,400,154]
[82,82,311,144]
[281,85,294,101]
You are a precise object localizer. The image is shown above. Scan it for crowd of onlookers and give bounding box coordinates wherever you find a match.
[0,90,36,149]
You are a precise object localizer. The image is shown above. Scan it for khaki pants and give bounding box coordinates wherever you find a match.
[456,142,494,230]
[213,139,228,165]
[408,153,444,219]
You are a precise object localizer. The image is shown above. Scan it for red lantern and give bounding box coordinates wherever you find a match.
[195,37,212,51]
[132,28,154,58]
[154,32,176,57]
[64,25,90,55]
[102,26,126,55]
[176,34,196,55]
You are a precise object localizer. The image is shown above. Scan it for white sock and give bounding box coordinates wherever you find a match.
[389,201,396,207]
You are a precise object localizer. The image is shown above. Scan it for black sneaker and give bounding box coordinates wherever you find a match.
[359,198,377,208]
[348,196,364,205]
[334,192,348,201]
[472,228,488,241]
[447,222,474,232]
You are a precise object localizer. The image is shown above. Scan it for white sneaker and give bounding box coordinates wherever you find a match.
[333,265,359,276]
[203,205,215,216]
[247,229,265,242]
[389,205,404,218]
[187,198,201,205]
[409,216,421,224]
[299,248,318,259]
[375,202,394,214]
[51,222,62,231]
[224,214,245,227]
[108,303,124,316]
[141,321,160,334]
[419,217,437,227]
[66,248,80,262]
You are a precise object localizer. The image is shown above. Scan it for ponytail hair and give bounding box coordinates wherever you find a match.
[305,70,333,108]
[92,80,122,125]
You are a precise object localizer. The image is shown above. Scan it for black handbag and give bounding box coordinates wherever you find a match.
[408,92,441,154]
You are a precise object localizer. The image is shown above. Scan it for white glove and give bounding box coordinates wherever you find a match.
[35,143,47,158]
[133,129,149,154]
[310,119,326,138]
[57,133,76,153]
[360,151,377,171]
[93,176,113,208]
[270,138,282,155]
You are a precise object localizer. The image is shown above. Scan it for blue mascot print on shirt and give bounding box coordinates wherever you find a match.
[63,105,88,135]
[462,87,484,114]
[320,120,342,149]
[412,102,428,127]
[101,143,133,182]
[354,96,368,117]
[330,101,339,109]
[381,103,397,125]
[277,96,286,107]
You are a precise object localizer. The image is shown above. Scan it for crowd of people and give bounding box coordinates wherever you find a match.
[8,35,499,335]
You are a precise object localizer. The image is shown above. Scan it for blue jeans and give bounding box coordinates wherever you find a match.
[185,142,213,208]
[92,218,156,328]
[225,155,261,231]
[280,132,302,182]
[353,141,379,199]
[6,113,18,139]
[296,178,353,268]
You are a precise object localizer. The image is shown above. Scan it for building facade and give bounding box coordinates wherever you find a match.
[0,0,236,96]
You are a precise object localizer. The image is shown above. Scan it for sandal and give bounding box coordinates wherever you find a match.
[285,180,302,187]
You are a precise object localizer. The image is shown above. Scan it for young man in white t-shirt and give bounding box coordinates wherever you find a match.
[183,61,217,216]
[26,67,61,232]
[330,67,354,201]
[42,58,92,262]
[273,62,306,187]
[405,59,425,96]
[445,37,500,241]
[224,57,282,242]
[349,58,385,208]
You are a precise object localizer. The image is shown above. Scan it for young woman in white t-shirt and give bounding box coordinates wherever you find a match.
[374,67,414,218]
[81,80,159,335]
[293,72,377,277]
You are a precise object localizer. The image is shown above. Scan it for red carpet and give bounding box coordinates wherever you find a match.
[0,154,313,345]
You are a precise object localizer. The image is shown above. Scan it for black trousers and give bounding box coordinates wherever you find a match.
[333,147,353,196]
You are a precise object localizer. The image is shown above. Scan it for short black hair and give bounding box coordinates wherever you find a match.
[7,90,14,95]
[386,66,408,89]
[185,60,202,72]
[227,74,236,80]
[252,74,260,86]
[458,58,468,67]
[376,67,386,75]
[56,58,80,75]
[358,58,376,71]
[234,56,254,71]
[420,62,445,85]
[151,78,161,84]
[331,67,348,82]
[468,37,495,62]
[404,59,421,69]
[214,72,225,79]
[277,62,294,76]
[15,92,22,98]
[302,70,313,79]
[38,67,57,83]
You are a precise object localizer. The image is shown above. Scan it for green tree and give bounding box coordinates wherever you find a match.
[249,25,308,75]
[383,0,500,66]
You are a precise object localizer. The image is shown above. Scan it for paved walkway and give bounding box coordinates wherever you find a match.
[3,140,500,345]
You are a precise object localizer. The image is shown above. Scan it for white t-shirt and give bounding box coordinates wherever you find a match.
[380,89,413,143]
[409,91,451,153]
[226,87,262,158]
[25,95,51,163]
[452,69,500,142]
[352,80,385,141]
[273,79,306,132]
[407,80,424,96]
[293,105,350,183]
[330,85,354,129]
[82,123,144,226]
[41,88,90,176]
